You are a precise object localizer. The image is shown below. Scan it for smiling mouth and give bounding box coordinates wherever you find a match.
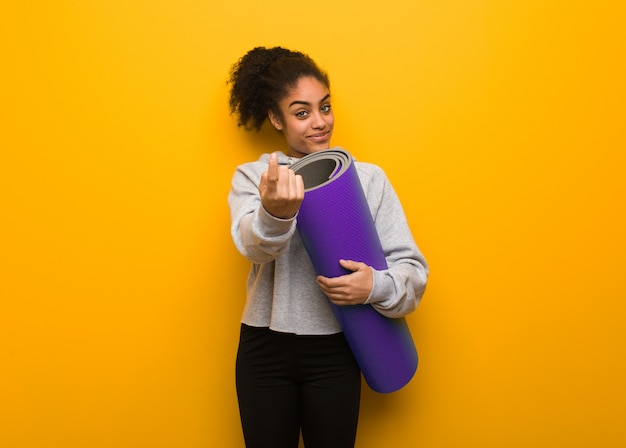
[308,131,329,139]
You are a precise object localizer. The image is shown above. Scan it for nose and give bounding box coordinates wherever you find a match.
[311,111,327,130]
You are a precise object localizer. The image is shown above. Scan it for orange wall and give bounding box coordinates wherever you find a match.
[2,1,625,447]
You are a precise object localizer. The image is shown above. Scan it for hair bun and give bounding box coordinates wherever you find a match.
[228,46,329,131]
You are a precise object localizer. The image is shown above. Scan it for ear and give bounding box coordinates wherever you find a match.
[268,110,283,131]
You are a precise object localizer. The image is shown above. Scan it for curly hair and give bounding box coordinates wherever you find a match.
[228,47,330,131]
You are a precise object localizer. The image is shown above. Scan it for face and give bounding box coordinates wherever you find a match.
[269,76,334,158]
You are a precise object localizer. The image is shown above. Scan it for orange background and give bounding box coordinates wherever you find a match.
[2,1,625,447]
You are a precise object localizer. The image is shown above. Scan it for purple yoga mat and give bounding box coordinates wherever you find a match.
[291,148,418,393]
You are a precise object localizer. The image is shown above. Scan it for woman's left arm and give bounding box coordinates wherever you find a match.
[365,166,428,317]
[316,165,428,317]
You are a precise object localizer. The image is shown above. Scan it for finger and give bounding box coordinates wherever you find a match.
[320,287,348,302]
[316,275,346,291]
[278,165,291,182]
[263,154,281,196]
[271,165,288,197]
[327,292,354,306]
[295,174,304,200]
[339,259,365,272]
[286,169,301,200]
[284,169,295,199]
[267,152,279,183]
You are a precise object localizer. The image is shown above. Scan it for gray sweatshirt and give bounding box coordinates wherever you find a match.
[228,149,428,335]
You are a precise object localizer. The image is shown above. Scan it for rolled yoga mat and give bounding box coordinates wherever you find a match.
[290,148,418,393]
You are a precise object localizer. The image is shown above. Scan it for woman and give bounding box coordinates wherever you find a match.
[227,46,428,448]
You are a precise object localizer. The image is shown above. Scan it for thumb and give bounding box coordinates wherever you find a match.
[339,259,362,272]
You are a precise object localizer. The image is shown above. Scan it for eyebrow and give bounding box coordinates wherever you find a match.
[288,94,331,108]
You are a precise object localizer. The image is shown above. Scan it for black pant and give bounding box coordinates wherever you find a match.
[236,324,361,448]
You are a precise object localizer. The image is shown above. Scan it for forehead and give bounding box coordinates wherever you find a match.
[281,77,330,106]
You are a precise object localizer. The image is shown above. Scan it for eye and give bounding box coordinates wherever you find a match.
[321,104,331,113]
[295,110,309,118]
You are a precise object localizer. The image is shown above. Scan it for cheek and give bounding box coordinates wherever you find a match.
[283,122,306,144]
[287,121,308,136]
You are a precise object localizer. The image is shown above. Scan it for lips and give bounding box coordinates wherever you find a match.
[308,131,331,141]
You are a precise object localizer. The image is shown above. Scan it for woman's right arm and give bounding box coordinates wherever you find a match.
[228,153,304,264]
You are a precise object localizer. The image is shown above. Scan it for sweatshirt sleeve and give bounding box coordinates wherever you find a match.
[228,162,297,264]
[361,166,429,318]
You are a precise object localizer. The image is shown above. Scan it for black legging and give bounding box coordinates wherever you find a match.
[236,324,361,448]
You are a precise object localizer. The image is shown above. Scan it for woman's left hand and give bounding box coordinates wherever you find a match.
[316,259,373,305]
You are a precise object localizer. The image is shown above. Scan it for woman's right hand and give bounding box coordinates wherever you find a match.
[259,153,304,219]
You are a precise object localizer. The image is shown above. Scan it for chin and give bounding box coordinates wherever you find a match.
[311,142,332,152]
[289,142,331,158]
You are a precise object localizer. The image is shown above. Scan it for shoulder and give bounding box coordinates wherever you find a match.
[236,152,270,172]
[354,160,391,191]
[353,158,403,213]
[355,160,386,177]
